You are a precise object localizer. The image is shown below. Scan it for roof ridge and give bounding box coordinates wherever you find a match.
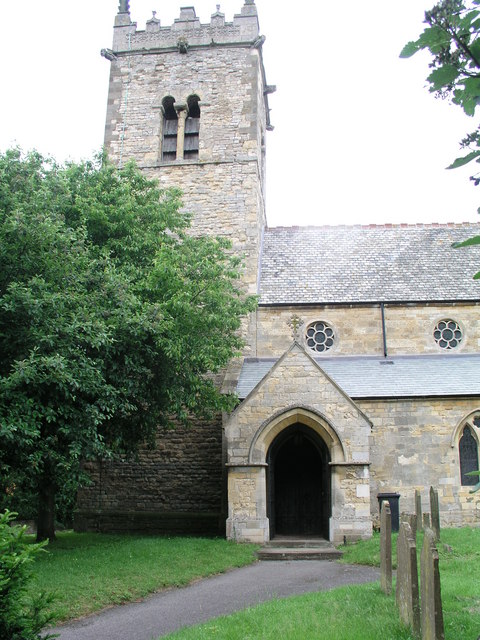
[266,222,480,231]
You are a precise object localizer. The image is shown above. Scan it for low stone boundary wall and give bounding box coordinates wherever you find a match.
[74,510,224,536]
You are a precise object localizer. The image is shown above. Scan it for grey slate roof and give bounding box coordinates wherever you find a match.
[259,224,480,304]
[236,354,480,399]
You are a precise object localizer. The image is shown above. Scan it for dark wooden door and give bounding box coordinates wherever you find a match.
[268,425,330,538]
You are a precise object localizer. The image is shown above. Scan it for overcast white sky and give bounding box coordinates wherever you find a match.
[1,1,479,227]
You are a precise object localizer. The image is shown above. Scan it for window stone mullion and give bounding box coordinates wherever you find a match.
[175,104,187,161]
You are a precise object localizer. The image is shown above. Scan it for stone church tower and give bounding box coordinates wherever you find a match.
[76,0,276,538]
[102,0,273,296]
[77,1,480,544]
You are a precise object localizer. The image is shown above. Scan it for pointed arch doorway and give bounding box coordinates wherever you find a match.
[267,423,331,539]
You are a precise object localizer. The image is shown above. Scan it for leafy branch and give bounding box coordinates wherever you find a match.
[401,1,480,276]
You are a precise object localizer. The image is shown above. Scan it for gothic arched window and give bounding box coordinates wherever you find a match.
[161,96,178,162]
[459,425,479,486]
[184,95,200,160]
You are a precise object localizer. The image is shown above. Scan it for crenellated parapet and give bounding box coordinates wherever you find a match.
[112,2,260,53]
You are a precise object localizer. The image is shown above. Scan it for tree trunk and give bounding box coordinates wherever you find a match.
[36,474,56,542]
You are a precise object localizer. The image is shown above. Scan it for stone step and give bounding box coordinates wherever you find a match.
[257,539,343,561]
[263,537,332,549]
[257,546,343,561]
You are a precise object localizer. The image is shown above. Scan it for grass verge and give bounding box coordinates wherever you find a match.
[162,528,480,640]
[29,533,259,622]
[162,584,415,640]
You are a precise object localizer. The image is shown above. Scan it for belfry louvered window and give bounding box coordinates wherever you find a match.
[162,96,178,162]
[459,424,479,486]
[184,95,200,160]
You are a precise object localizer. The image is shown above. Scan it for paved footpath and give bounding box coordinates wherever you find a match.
[49,560,379,640]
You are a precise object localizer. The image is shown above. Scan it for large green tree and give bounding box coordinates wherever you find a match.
[401,0,480,272]
[0,149,256,541]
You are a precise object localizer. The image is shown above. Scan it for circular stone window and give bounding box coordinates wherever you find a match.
[306,321,335,353]
[433,319,463,350]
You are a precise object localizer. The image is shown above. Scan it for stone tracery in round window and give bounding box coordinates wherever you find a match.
[306,321,335,353]
[433,319,463,350]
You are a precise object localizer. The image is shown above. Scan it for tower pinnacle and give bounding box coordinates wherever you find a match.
[118,0,130,14]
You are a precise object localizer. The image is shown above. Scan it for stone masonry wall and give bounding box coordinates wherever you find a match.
[254,303,480,357]
[228,345,371,466]
[334,464,371,541]
[359,397,480,528]
[142,162,264,296]
[385,304,480,355]
[104,16,267,299]
[75,415,224,534]
[105,47,264,169]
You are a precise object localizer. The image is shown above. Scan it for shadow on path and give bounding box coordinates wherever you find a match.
[50,560,380,640]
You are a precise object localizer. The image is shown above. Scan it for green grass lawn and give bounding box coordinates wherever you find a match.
[162,528,480,640]
[162,584,416,640]
[29,533,259,622]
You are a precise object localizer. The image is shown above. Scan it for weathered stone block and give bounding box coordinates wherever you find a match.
[416,490,423,532]
[396,521,420,636]
[380,502,392,595]
[401,512,418,539]
[430,486,440,542]
[420,528,445,640]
